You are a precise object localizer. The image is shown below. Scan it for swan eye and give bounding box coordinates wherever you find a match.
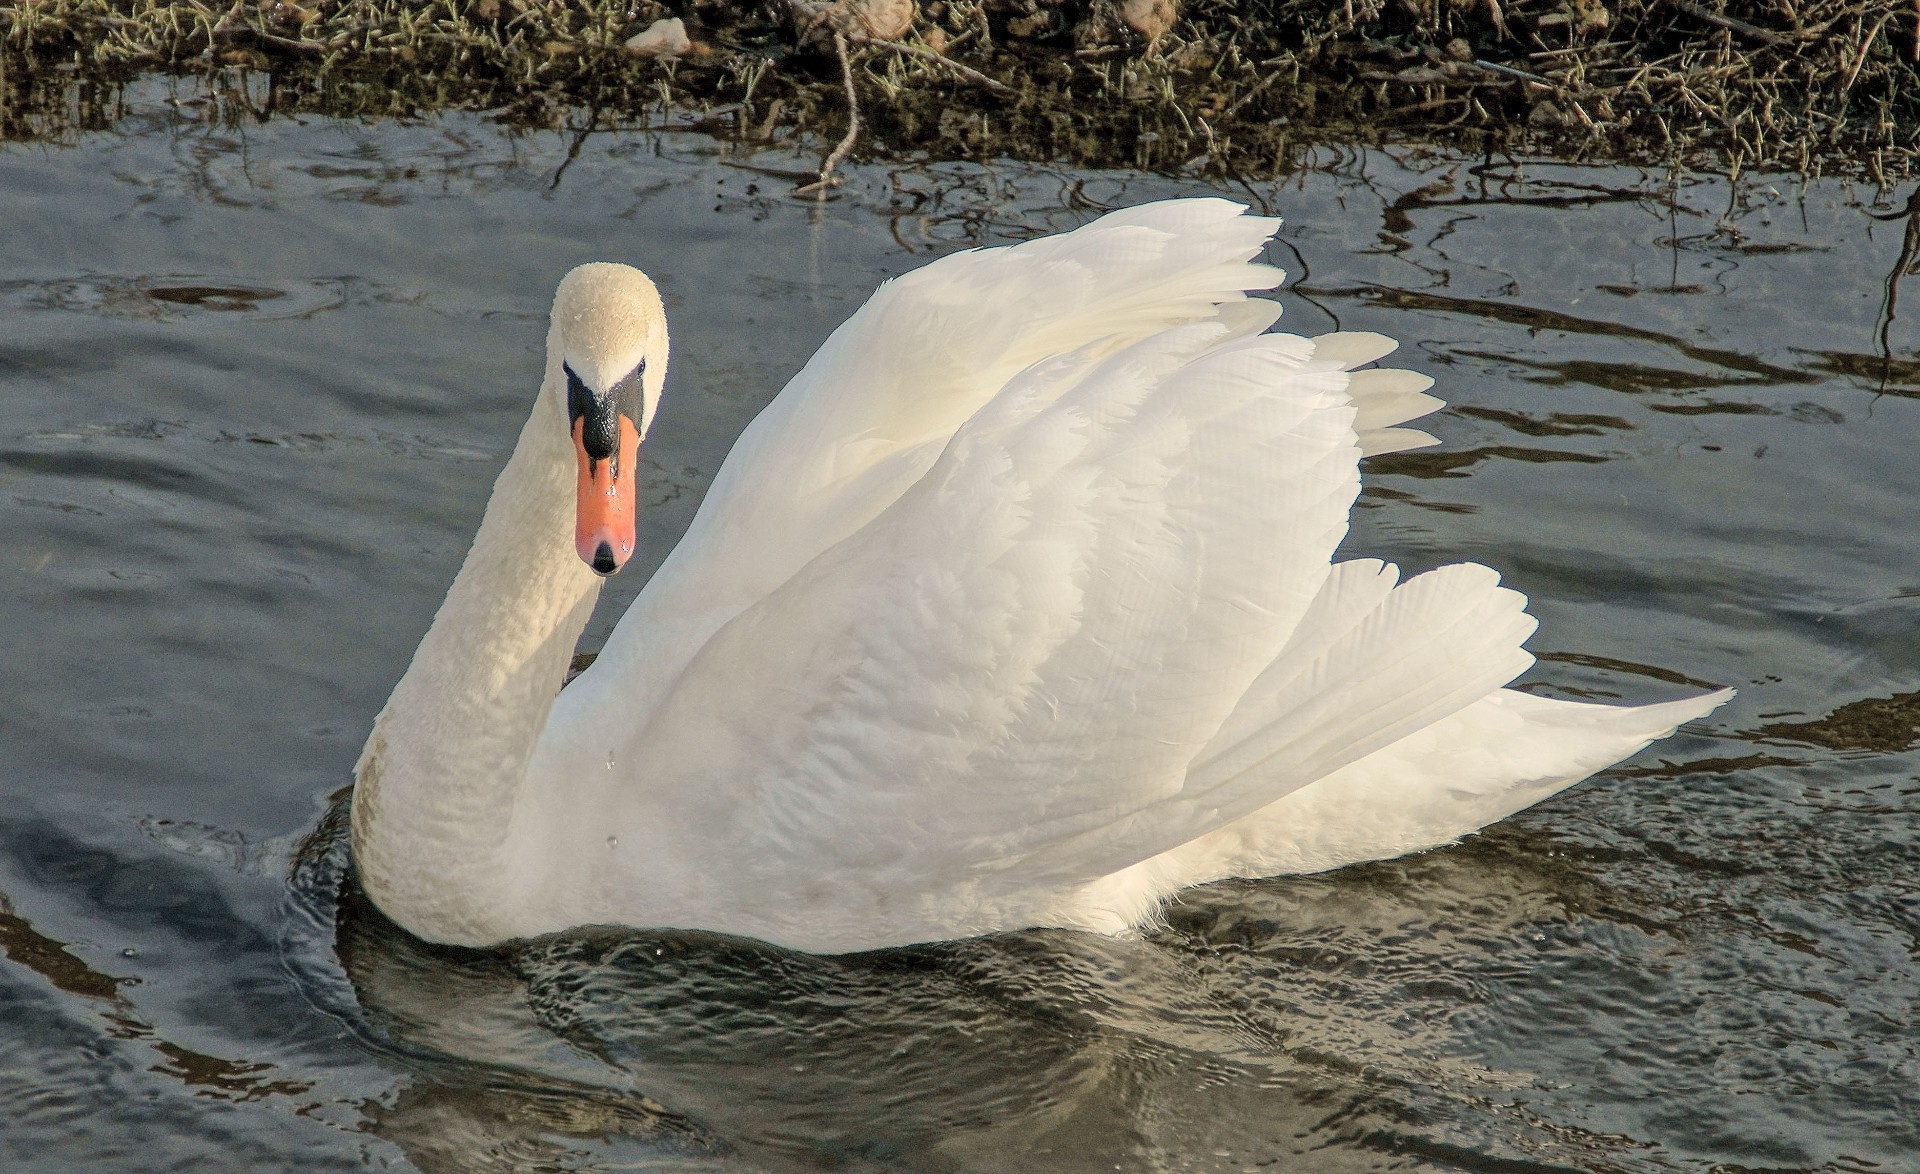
[609,360,648,430]
[564,362,592,425]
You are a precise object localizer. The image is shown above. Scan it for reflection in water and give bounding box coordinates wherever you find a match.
[1758,691,1920,753]
[300,765,1920,1171]
[1358,484,1478,516]
[1450,406,1633,438]
[0,901,125,1002]
[1305,281,1816,385]
[0,889,312,1105]
[1806,346,1920,396]
[295,801,1674,1171]
[1366,444,1609,480]
[142,283,286,311]
[1644,398,1780,417]
[0,272,394,321]
[1870,188,1920,394]
[1535,651,1723,691]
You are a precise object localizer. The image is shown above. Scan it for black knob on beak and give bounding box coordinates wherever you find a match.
[591,541,619,575]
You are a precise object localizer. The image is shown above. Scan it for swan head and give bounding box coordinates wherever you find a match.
[548,263,669,576]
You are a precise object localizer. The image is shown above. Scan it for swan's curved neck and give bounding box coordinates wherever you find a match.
[351,375,602,944]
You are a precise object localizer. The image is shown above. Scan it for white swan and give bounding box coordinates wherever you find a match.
[351,198,1730,952]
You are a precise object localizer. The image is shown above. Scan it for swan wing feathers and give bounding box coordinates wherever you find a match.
[1309,331,1442,455]
[547,198,1674,948]
[580,200,1290,723]
[1185,561,1538,803]
[625,318,1392,923]
[1025,560,1543,898]
[723,196,1288,506]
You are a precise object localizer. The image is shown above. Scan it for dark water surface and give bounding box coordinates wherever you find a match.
[3,81,1917,1171]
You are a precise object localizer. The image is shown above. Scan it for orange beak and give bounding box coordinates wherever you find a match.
[573,414,641,575]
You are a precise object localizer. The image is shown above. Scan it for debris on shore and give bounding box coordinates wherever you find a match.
[4,0,1916,179]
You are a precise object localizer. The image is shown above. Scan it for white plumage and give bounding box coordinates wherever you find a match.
[351,198,1730,952]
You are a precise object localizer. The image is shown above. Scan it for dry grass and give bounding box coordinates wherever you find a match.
[2,0,1916,179]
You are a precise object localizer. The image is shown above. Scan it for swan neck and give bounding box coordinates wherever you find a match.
[352,383,601,944]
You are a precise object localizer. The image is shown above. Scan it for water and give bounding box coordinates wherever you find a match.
[3,80,1917,1170]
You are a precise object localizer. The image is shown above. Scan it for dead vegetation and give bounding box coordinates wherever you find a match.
[3,0,1916,179]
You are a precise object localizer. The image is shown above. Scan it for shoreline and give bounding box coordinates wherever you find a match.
[4,0,1916,180]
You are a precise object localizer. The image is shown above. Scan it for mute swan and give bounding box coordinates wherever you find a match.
[351,198,1730,952]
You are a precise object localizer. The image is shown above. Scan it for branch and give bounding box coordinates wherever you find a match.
[795,30,860,198]
[1659,0,1787,48]
[785,0,1012,96]
[843,31,1014,95]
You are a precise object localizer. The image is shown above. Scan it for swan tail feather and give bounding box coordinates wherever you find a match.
[1067,686,1733,931]
[1172,686,1735,883]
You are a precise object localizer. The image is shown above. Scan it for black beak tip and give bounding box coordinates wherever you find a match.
[591,541,619,576]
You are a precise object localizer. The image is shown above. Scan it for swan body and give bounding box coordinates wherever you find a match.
[352,199,1730,952]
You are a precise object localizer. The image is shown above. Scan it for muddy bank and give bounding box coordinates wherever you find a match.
[4,0,1917,180]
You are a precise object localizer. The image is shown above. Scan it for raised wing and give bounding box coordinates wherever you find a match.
[554,199,1287,741]
[534,200,1495,950]
[606,317,1376,938]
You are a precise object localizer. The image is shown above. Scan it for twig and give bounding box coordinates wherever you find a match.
[1222,64,1283,120]
[1659,0,1787,47]
[841,31,1013,95]
[1868,189,1920,393]
[1484,0,1509,39]
[795,31,859,198]
[209,0,246,36]
[1836,10,1894,105]
[786,1,1010,95]
[1471,58,1553,87]
[256,29,327,54]
[198,0,244,53]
